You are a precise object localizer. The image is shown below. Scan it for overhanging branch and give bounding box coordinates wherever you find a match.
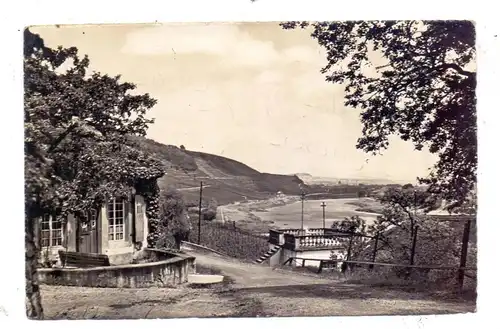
[435,63,475,80]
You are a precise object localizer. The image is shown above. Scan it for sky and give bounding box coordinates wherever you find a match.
[31,23,438,183]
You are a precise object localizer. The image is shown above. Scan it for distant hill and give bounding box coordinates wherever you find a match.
[295,173,408,186]
[132,137,305,205]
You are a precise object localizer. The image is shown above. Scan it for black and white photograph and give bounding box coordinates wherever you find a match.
[22,17,480,320]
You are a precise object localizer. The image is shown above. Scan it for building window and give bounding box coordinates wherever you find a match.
[108,198,125,241]
[88,209,98,229]
[41,214,63,247]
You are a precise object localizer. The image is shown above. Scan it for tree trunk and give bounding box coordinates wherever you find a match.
[25,215,44,319]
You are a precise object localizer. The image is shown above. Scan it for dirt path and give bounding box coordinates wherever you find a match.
[185,248,475,317]
[185,247,334,288]
[177,185,211,191]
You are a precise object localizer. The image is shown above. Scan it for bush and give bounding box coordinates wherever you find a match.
[202,208,217,221]
[156,188,191,249]
[198,197,218,221]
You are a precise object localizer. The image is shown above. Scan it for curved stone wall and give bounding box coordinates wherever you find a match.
[38,249,196,288]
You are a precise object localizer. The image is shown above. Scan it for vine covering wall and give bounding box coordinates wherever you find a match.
[135,178,161,248]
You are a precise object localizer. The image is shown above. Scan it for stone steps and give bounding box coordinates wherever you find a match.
[253,245,281,265]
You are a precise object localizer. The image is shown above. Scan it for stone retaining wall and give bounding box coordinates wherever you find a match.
[38,249,196,288]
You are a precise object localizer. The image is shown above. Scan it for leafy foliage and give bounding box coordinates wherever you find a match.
[201,198,218,221]
[156,188,191,249]
[24,29,164,318]
[25,28,164,221]
[138,180,161,248]
[331,186,474,283]
[281,21,476,208]
[373,186,440,235]
[331,215,368,234]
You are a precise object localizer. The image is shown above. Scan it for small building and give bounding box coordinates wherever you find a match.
[36,166,165,266]
[37,193,150,265]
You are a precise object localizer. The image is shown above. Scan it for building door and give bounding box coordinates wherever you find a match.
[77,209,99,254]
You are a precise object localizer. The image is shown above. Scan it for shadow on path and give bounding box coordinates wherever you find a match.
[222,282,476,305]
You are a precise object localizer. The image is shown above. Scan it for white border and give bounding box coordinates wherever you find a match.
[1,0,498,328]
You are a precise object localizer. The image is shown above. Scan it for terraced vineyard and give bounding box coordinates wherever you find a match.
[134,136,305,205]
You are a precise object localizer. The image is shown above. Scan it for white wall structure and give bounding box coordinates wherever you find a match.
[268,228,348,270]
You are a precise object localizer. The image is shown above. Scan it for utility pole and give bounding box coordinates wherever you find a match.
[320,201,326,229]
[300,192,306,231]
[197,181,203,245]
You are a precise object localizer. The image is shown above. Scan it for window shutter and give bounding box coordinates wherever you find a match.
[62,216,68,249]
[33,217,41,250]
[124,198,131,242]
[134,196,145,244]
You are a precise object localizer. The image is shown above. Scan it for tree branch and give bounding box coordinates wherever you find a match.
[434,63,475,79]
[47,123,79,153]
[394,200,413,220]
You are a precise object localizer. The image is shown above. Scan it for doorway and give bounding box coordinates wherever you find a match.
[77,209,100,254]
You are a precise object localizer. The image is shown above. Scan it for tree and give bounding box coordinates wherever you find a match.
[330,216,371,264]
[331,215,367,234]
[374,187,463,280]
[374,186,440,238]
[24,29,164,318]
[281,21,476,209]
[157,188,191,249]
[333,186,463,282]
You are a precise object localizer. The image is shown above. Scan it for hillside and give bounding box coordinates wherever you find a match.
[133,137,305,205]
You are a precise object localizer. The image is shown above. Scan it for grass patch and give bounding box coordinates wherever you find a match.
[341,267,477,302]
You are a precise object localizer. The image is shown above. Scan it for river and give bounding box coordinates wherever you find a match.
[251,197,381,229]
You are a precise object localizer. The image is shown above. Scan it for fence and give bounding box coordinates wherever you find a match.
[338,217,477,290]
[280,216,477,290]
[187,218,269,261]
